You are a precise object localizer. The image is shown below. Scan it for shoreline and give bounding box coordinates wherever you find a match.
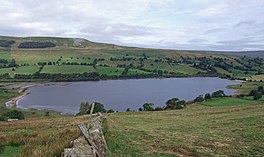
[4,77,242,114]
[6,85,35,108]
[0,74,248,83]
[5,82,71,108]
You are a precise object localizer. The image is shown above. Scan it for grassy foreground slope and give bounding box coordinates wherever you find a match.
[105,104,264,157]
[0,86,90,157]
[0,115,89,157]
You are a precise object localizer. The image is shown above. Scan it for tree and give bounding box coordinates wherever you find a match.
[138,107,143,111]
[154,107,163,111]
[93,59,97,69]
[254,92,262,100]
[78,102,90,115]
[204,93,211,100]
[212,90,225,98]
[0,40,15,47]
[126,108,131,112]
[249,89,258,96]
[143,103,154,111]
[18,42,55,48]
[257,86,263,92]
[92,102,106,113]
[157,70,163,76]
[122,67,129,75]
[194,95,204,102]
[165,98,185,110]
[166,98,179,105]
[237,94,245,98]
[3,110,25,120]
[0,116,6,121]
[8,59,17,67]
[78,102,106,115]
[107,109,114,113]
[143,53,147,59]
[45,111,50,116]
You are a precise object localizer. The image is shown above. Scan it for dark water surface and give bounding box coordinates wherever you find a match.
[17,78,239,114]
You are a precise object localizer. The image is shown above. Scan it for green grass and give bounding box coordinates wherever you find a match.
[0,88,20,108]
[0,66,41,76]
[230,69,256,78]
[40,65,95,74]
[171,64,201,75]
[0,68,11,75]
[14,66,40,74]
[96,66,124,76]
[106,104,264,156]
[215,67,231,75]
[228,81,264,95]
[0,49,11,60]
[201,97,260,106]
[0,115,89,157]
[127,69,151,75]
[249,74,264,81]
[0,144,22,157]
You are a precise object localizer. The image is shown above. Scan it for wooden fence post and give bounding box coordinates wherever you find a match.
[90,103,95,115]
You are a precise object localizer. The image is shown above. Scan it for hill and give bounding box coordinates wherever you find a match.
[207,50,264,57]
[0,35,263,81]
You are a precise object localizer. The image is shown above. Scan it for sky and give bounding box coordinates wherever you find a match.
[0,0,264,51]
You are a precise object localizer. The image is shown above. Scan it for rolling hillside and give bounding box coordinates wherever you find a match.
[0,35,263,81]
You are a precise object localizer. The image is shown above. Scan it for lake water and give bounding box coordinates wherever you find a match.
[17,77,239,114]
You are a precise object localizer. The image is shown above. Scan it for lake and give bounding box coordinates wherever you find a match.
[17,77,239,114]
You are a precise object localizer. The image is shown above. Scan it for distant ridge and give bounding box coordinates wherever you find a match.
[0,35,263,57]
[206,50,264,57]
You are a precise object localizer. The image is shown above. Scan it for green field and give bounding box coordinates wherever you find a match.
[215,67,231,75]
[230,69,256,78]
[41,65,95,74]
[0,144,21,157]
[201,97,261,106]
[0,66,40,76]
[249,74,264,81]
[96,66,124,76]
[0,49,11,60]
[106,104,264,156]
[228,81,264,95]
[171,64,202,75]
[0,88,19,108]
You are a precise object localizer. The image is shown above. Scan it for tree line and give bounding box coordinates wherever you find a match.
[13,72,101,81]
[0,40,15,47]
[0,59,17,68]
[76,90,229,115]
[18,42,56,48]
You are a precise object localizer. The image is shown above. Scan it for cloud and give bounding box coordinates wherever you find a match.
[188,38,208,44]
[0,0,264,51]
[214,37,264,51]
[234,20,256,28]
[202,28,226,34]
[194,2,229,17]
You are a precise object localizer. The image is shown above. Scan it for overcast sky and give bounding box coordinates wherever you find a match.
[1,0,264,51]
